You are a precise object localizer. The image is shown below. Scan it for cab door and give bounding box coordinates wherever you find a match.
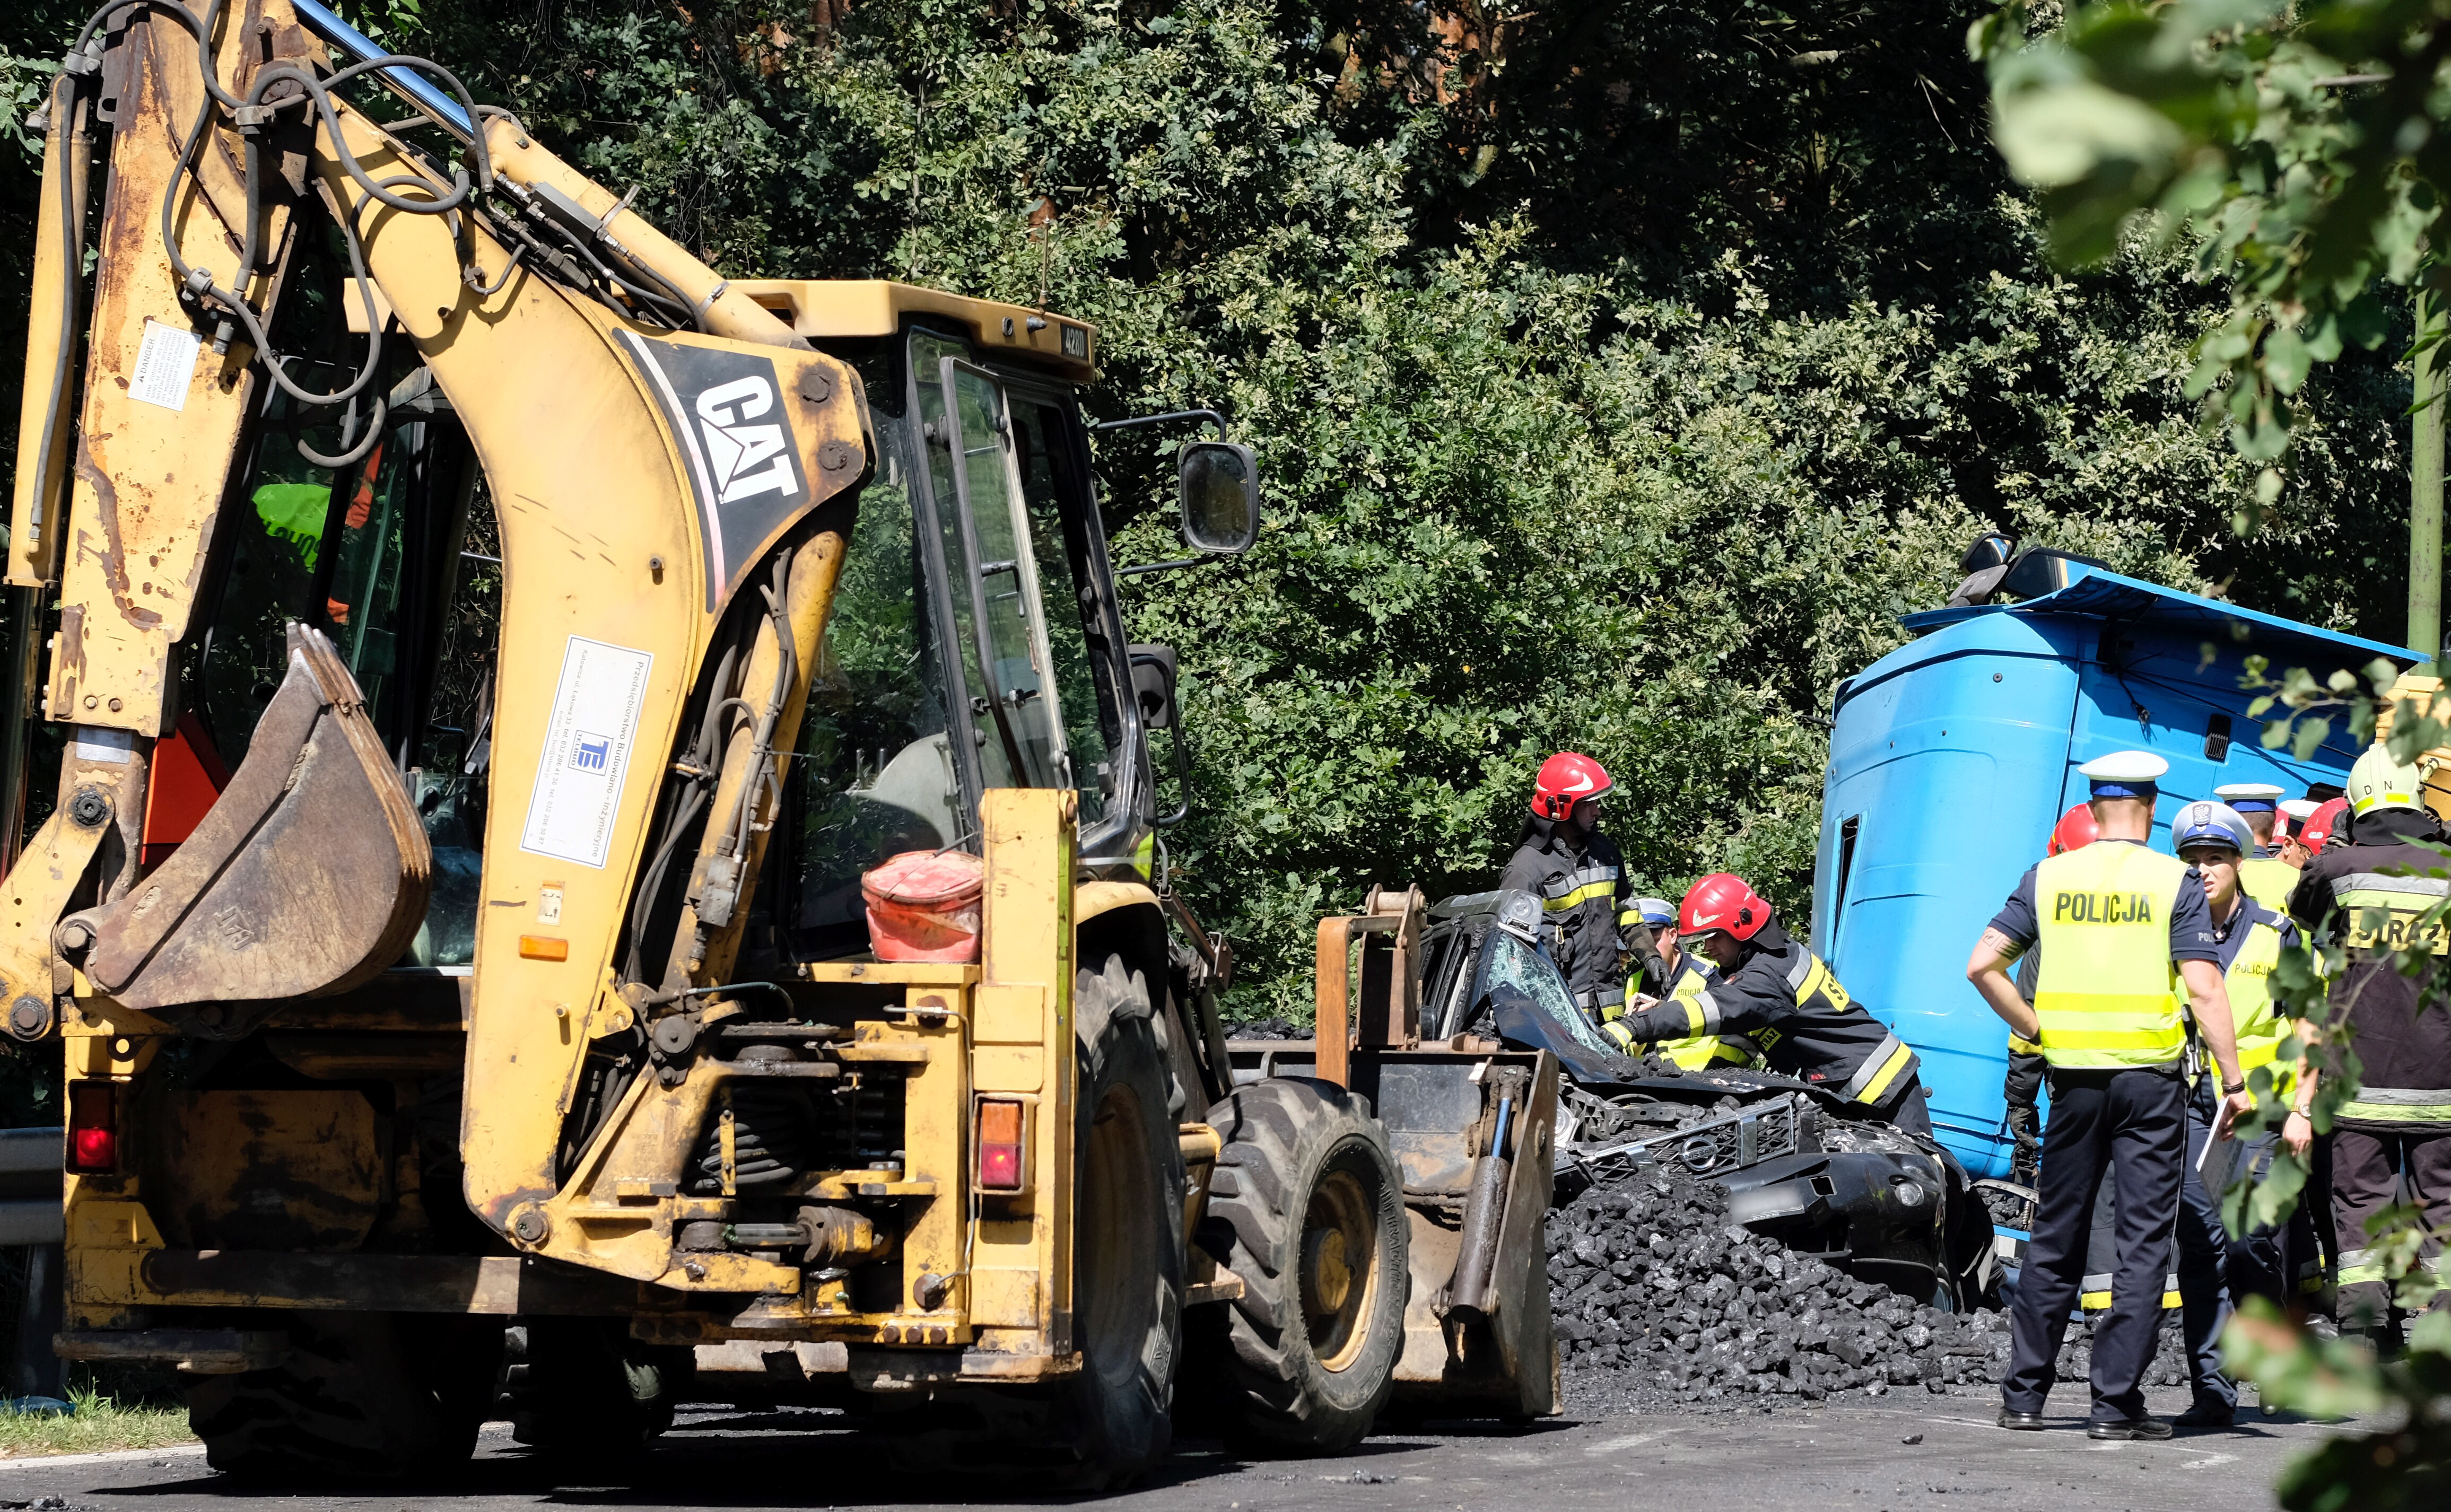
[919,351,1070,794]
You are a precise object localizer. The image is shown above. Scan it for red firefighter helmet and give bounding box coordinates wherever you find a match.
[1680,872,1770,941]
[2047,802,2100,856]
[1532,751,1613,820]
[2299,797,2348,852]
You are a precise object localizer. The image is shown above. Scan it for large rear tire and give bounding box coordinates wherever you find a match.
[181,1313,501,1483]
[1192,1077,1407,1453]
[891,954,1185,1490]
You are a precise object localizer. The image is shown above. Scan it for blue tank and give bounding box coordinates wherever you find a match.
[1811,559,2414,1177]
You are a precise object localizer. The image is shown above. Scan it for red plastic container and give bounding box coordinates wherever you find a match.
[862,849,985,963]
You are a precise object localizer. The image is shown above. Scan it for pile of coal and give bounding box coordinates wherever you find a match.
[1546,1165,2194,1409]
[1546,1168,2009,1405]
[1225,1017,1306,1041]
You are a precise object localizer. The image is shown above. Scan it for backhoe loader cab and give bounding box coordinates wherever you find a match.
[5,2,1473,1488]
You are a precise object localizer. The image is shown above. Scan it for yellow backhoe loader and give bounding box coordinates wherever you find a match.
[2,1,1555,1485]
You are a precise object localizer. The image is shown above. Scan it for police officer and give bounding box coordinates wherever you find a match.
[2284,743,2451,1341]
[2166,800,2307,1426]
[2216,783,2297,912]
[1607,872,1929,1131]
[1608,896,1757,1069]
[1500,753,1664,1027]
[1967,751,2253,1439]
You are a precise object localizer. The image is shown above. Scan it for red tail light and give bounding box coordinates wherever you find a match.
[976,1098,1027,1193]
[68,1082,117,1175]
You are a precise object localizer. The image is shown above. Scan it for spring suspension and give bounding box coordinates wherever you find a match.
[689,1085,818,1193]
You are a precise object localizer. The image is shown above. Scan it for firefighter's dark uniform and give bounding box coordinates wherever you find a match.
[1993,836,2220,1428]
[1499,816,1663,1026]
[2004,947,2047,1185]
[1608,920,1928,1132]
[2287,807,2451,1329]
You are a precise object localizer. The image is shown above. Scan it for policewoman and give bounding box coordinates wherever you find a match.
[1966,751,2254,1439]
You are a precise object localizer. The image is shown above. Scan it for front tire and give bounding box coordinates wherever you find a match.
[1192,1077,1407,1453]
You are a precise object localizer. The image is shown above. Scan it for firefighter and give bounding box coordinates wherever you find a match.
[1612,896,1756,1069]
[2216,782,2297,912]
[1605,872,1930,1131]
[2297,796,2348,854]
[1499,753,1665,1028]
[2284,743,2451,1342]
[2002,803,2100,1186]
[1967,750,2253,1439]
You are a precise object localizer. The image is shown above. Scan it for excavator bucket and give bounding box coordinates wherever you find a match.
[64,625,430,1032]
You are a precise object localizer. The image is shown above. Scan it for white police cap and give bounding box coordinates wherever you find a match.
[2212,782,2284,812]
[2279,798,2322,821]
[2078,750,2168,798]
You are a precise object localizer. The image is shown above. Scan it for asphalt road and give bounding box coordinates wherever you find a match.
[0,1384,2345,1511]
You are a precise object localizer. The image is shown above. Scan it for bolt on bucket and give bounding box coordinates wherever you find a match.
[861,849,985,963]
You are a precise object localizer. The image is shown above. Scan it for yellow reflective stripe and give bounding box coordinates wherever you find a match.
[1659,1034,1751,1070]
[1681,998,1709,1035]
[2007,1034,2040,1056]
[1851,1041,1915,1105]
[1544,881,1615,912]
[2337,1100,2451,1123]
[1795,956,1831,1003]
[1601,1020,1635,1052]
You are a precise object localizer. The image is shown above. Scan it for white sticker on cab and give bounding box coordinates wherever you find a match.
[519,636,654,870]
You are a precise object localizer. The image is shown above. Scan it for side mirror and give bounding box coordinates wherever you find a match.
[1177,441,1258,557]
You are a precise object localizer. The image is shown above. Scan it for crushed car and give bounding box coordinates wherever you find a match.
[1415,890,2000,1311]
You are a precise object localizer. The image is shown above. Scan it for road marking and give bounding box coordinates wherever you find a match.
[0,1443,205,1472]
[1582,1434,1660,1455]
[2176,1452,2239,1470]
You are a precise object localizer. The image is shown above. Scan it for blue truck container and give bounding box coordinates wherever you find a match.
[1810,556,2416,1178]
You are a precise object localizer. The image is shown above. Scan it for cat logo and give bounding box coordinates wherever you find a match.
[693,376,798,505]
[617,332,817,610]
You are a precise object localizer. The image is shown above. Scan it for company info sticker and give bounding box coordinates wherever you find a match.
[519,636,654,869]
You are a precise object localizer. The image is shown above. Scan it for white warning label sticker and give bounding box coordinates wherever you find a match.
[519,636,655,870]
[128,320,202,412]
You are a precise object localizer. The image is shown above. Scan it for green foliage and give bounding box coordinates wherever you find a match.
[2228,1301,2451,1511]
[0,1,2429,1020]
[1972,0,2451,474]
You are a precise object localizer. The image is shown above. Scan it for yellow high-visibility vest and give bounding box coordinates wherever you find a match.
[2031,843,2190,1069]
[1651,962,1756,1070]
[2223,911,2293,1101]
[2239,856,2298,915]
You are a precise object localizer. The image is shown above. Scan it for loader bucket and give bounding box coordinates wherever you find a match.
[1232,1038,1561,1420]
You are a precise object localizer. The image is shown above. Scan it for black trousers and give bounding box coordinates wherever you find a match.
[2003,1063,2185,1423]
[2175,1077,2234,1410]
[2331,1125,2451,1329]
